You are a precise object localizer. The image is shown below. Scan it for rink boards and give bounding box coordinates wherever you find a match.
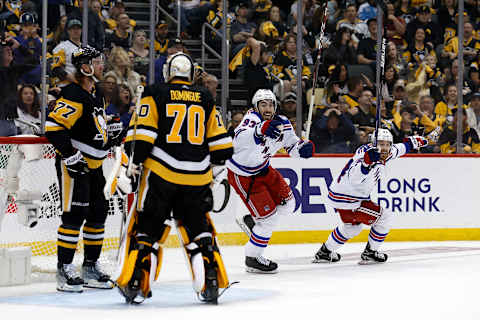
[211,154,480,244]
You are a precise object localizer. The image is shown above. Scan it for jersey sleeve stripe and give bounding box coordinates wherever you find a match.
[125,128,158,144]
[209,141,233,152]
[71,139,109,159]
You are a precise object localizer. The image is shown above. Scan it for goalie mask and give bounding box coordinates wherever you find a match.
[163,52,195,83]
[72,46,102,78]
[252,89,277,120]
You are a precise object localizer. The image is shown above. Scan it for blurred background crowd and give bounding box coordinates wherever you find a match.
[1,0,480,154]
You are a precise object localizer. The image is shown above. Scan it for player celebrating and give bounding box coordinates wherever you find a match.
[46,47,121,292]
[313,129,427,264]
[227,89,314,273]
[115,52,233,304]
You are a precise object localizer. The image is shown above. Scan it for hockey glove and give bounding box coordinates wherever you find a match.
[107,115,124,147]
[63,150,89,179]
[299,141,315,158]
[405,136,428,150]
[363,147,381,166]
[117,163,141,195]
[258,119,283,139]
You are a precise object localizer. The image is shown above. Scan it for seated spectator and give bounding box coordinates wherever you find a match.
[435,83,470,124]
[424,54,445,103]
[252,0,273,25]
[394,0,416,25]
[419,95,445,150]
[324,27,357,66]
[129,30,149,80]
[231,3,256,53]
[150,20,169,56]
[106,13,132,50]
[100,75,118,106]
[351,89,376,130]
[390,105,430,143]
[405,5,442,49]
[442,22,480,67]
[105,2,136,33]
[342,76,364,110]
[329,64,349,95]
[90,0,105,23]
[106,84,134,129]
[468,92,480,135]
[68,0,105,50]
[438,0,458,42]
[272,33,311,90]
[403,26,435,66]
[311,107,356,153]
[358,0,377,22]
[279,91,297,119]
[15,84,41,134]
[105,46,141,95]
[205,0,232,52]
[336,3,369,47]
[267,6,287,40]
[227,111,244,137]
[13,13,42,85]
[0,0,20,28]
[386,41,408,79]
[438,108,480,153]
[357,18,378,67]
[469,62,480,93]
[202,73,219,100]
[385,2,406,48]
[444,59,476,100]
[46,15,67,52]
[153,37,187,84]
[384,64,400,101]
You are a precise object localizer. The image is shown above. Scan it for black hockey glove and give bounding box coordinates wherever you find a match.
[63,150,89,179]
[107,115,124,147]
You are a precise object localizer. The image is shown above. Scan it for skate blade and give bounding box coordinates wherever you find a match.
[246,267,278,274]
[312,258,338,264]
[235,218,252,237]
[56,284,83,293]
[116,284,145,304]
[358,259,386,265]
[83,279,115,289]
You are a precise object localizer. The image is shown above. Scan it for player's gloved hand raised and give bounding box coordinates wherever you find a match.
[404,136,428,150]
[299,140,315,158]
[258,119,283,139]
[363,147,381,166]
[63,150,89,179]
[107,115,124,147]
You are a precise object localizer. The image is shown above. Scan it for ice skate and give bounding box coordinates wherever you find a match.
[57,263,84,293]
[200,267,219,304]
[82,260,114,289]
[236,214,255,237]
[312,243,341,263]
[359,243,388,264]
[245,256,278,274]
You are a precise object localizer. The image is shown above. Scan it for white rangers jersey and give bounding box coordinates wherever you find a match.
[52,40,81,87]
[327,142,409,210]
[227,109,306,176]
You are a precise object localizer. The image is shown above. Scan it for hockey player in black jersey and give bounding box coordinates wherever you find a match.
[45,47,122,293]
[115,52,234,304]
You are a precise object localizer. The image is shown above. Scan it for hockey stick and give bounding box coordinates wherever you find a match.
[373,0,387,147]
[127,85,144,175]
[305,2,328,140]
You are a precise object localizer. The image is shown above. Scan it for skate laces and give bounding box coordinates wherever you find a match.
[256,256,270,266]
[64,264,81,279]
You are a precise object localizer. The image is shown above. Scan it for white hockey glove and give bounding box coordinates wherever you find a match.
[117,163,141,195]
[63,150,89,179]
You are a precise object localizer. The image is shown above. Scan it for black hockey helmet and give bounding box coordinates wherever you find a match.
[72,46,101,77]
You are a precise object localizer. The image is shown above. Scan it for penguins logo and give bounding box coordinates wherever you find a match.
[93,107,108,145]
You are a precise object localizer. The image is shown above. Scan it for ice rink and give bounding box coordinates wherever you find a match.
[1,241,479,320]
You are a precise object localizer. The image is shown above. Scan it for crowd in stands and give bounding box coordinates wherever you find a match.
[1,0,480,154]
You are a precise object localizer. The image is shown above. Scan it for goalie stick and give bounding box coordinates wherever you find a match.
[305,1,328,140]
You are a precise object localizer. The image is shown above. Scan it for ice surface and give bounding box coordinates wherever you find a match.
[1,241,479,320]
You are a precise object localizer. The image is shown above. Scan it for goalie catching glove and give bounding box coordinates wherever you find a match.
[63,150,89,179]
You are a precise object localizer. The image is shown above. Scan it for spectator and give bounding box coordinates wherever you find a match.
[385,2,406,48]
[68,0,105,50]
[384,64,400,101]
[390,105,428,143]
[469,63,480,94]
[394,0,415,25]
[231,3,256,52]
[351,89,376,130]
[357,18,378,67]
[15,84,41,134]
[267,6,287,39]
[106,13,132,50]
[202,73,219,100]
[227,111,244,138]
[358,0,377,22]
[311,107,356,153]
[252,0,273,25]
[104,2,136,33]
[434,83,469,124]
[391,79,409,112]
[442,12,469,47]
[106,83,134,128]
[105,46,141,95]
[442,22,480,66]
[51,18,83,87]
[14,13,43,85]
[153,37,186,84]
[437,0,457,37]
[0,0,19,27]
[0,37,38,136]
[342,76,364,110]
[336,3,369,47]
[324,27,357,66]
[90,0,105,23]
[47,15,67,52]
[151,20,169,56]
[129,30,149,80]
[329,64,349,95]
[419,95,445,147]
[100,75,118,106]
[468,92,480,135]
[403,26,435,65]
[386,41,408,78]
[405,5,442,48]
[279,91,297,118]
[438,107,480,153]
[445,59,476,100]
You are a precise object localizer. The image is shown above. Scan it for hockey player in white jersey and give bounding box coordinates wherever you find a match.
[227,89,314,273]
[313,129,428,264]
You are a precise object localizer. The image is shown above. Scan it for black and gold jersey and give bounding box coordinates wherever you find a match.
[45,82,109,169]
[125,81,233,186]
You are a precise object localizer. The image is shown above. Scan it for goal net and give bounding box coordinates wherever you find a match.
[0,136,123,281]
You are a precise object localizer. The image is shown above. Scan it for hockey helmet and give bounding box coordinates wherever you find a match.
[373,128,393,145]
[20,12,36,25]
[72,46,101,77]
[252,89,277,113]
[163,52,195,83]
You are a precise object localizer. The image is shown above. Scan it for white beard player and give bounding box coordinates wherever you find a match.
[313,129,428,264]
[227,89,315,273]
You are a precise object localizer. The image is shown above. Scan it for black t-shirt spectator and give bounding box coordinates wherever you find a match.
[106,31,131,50]
[230,20,256,45]
[68,8,105,50]
[357,38,377,61]
[352,108,376,127]
[244,58,274,105]
[405,19,442,47]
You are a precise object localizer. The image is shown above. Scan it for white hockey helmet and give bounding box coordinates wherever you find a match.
[373,128,393,145]
[163,52,195,83]
[252,89,277,113]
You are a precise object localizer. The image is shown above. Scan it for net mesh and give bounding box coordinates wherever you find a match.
[0,137,123,279]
